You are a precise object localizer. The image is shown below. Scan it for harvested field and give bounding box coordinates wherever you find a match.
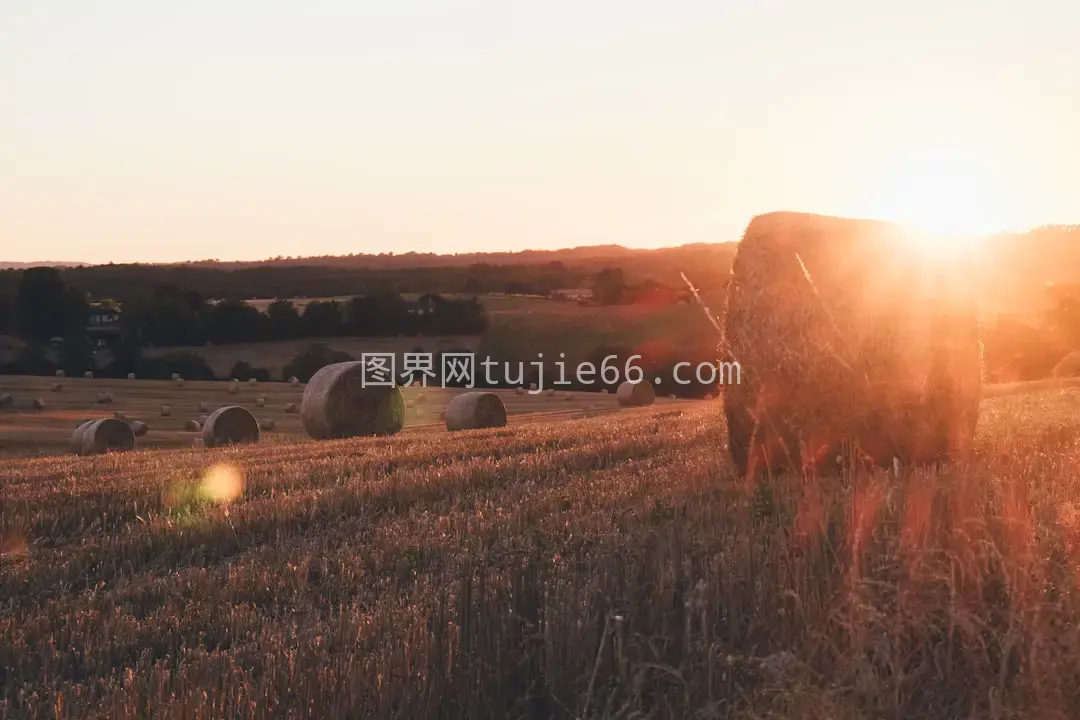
[0,375,685,458]
[3,383,1080,717]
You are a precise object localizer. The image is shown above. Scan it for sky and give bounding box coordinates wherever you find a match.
[3,1,1079,264]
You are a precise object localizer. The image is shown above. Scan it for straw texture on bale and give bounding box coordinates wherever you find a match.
[444,392,508,431]
[722,211,982,477]
[616,381,655,407]
[300,361,406,439]
[1053,351,1080,378]
[131,420,149,437]
[71,418,135,456]
[202,405,260,448]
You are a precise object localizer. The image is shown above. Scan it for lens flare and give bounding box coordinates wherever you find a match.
[199,463,245,504]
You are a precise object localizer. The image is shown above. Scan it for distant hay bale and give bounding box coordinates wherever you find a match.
[444,392,508,431]
[183,419,201,432]
[127,372,136,380]
[172,373,181,381]
[1053,351,1080,378]
[300,361,406,439]
[202,405,260,448]
[529,382,537,391]
[248,378,258,386]
[95,392,113,404]
[415,391,426,404]
[55,369,65,378]
[84,371,93,379]
[545,388,555,397]
[260,418,276,431]
[131,420,149,437]
[113,410,127,420]
[723,211,982,477]
[51,383,63,392]
[256,395,266,408]
[617,381,655,407]
[288,376,300,387]
[160,405,172,417]
[284,402,298,414]
[32,398,45,410]
[600,388,609,395]
[565,393,575,400]
[0,394,13,407]
[198,401,209,413]
[172,375,184,388]
[704,393,714,401]
[514,387,525,395]
[71,418,134,456]
[669,393,677,399]
[227,384,238,395]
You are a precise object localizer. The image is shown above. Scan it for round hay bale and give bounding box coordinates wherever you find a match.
[284,402,298,414]
[669,393,677,399]
[32,398,45,410]
[96,392,113,404]
[160,405,172,417]
[415,391,427,404]
[723,211,982,477]
[617,381,655,407]
[514,386,525,395]
[256,395,266,408]
[202,405,260,448]
[529,382,537,391]
[127,372,136,380]
[0,394,12,407]
[227,383,238,395]
[198,401,209,413]
[300,362,406,439]
[183,419,201,432]
[51,382,63,392]
[564,393,575,400]
[69,421,94,453]
[171,373,181,381]
[248,378,258,386]
[288,376,300,387]
[1053,351,1080,378]
[113,410,127,420]
[600,388,609,395]
[131,420,149,437]
[84,371,93,379]
[260,418,276,431]
[72,418,135,456]
[545,388,555,397]
[55,369,65,378]
[444,391,508,431]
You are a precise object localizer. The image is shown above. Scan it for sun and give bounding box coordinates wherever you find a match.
[865,151,1009,253]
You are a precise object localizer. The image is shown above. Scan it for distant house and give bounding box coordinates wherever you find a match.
[86,303,123,348]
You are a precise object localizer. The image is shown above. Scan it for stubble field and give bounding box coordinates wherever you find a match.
[4,382,1080,717]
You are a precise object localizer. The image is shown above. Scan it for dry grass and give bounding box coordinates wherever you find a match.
[5,382,1080,717]
[0,376,681,458]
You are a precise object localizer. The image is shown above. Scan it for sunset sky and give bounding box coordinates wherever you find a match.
[4,1,1079,264]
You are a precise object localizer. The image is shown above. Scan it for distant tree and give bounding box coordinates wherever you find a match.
[282,343,355,382]
[266,299,301,340]
[300,301,343,337]
[229,360,272,382]
[57,333,97,376]
[592,267,626,305]
[15,267,86,342]
[205,300,267,344]
[142,285,207,346]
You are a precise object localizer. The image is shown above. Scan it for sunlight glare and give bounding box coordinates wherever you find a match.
[199,463,245,504]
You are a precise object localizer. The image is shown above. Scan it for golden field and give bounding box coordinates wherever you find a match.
[4,380,1080,717]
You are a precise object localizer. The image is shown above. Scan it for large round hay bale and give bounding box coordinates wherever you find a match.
[301,361,406,439]
[1053,352,1080,378]
[69,421,93,453]
[0,394,12,407]
[72,418,135,456]
[202,405,260,448]
[444,391,508,431]
[617,381,655,407]
[131,420,149,437]
[723,211,983,477]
